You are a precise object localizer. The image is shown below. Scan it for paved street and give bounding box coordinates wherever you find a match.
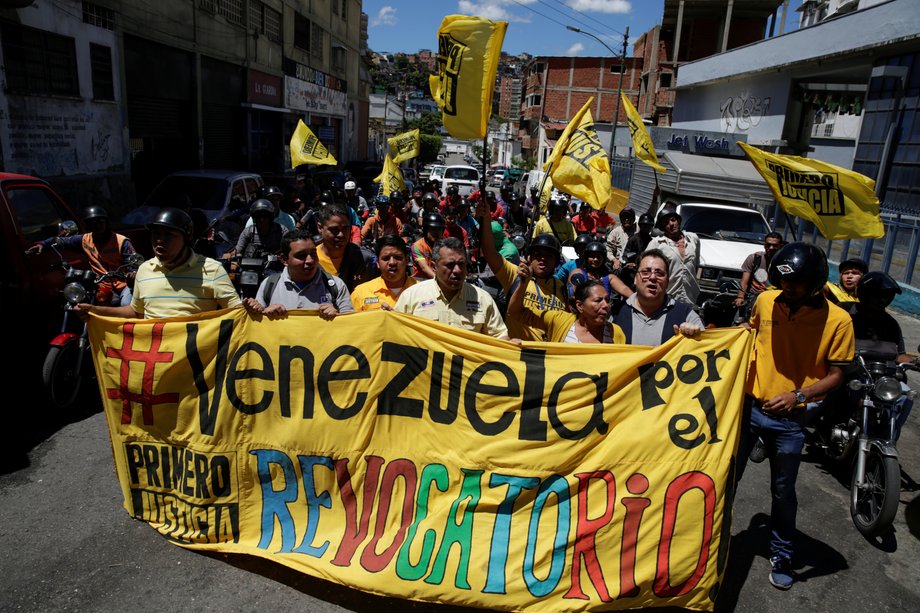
[1,311,918,612]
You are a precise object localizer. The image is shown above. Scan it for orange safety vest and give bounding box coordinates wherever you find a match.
[82,232,129,293]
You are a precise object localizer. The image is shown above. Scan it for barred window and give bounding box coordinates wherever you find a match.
[311,22,323,60]
[1,21,79,96]
[199,0,216,13]
[90,43,115,101]
[294,13,309,51]
[249,1,281,42]
[216,0,244,26]
[82,2,115,30]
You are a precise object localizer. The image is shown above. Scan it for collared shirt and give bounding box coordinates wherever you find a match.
[256,267,354,313]
[614,293,703,346]
[605,224,635,263]
[393,279,508,338]
[131,252,241,318]
[493,257,567,341]
[746,289,855,402]
[647,231,701,305]
[351,275,417,311]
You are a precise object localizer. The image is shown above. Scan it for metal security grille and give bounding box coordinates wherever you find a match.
[249,1,281,42]
[217,0,244,26]
[311,22,323,60]
[82,2,116,30]
[0,21,79,96]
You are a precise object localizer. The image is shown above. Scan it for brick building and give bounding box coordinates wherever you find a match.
[519,55,642,164]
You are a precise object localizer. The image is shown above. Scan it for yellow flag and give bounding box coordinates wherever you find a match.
[373,154,406,197]
[429,15,507,140]
[739,142,884,239]
[542,98,613,212]
[289,119,337,167]
[621,93,665,173]
[387,129,420,163]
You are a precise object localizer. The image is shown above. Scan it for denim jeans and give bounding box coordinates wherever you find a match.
[736,398,815,562]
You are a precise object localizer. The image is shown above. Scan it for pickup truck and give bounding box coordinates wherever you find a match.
[0,172,84,339]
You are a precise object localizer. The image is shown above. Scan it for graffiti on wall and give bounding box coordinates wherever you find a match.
[720,92,771,132]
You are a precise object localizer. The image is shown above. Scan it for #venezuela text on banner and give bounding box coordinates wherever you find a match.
[89,309,752,612]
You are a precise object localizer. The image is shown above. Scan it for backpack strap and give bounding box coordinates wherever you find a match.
[319,269,343,306]
[260,272,282,305]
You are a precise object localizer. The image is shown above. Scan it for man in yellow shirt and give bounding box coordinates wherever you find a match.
[737,242,854,591]
[531,198,576,243]
[316,204,367,291]
[351,235,416,311]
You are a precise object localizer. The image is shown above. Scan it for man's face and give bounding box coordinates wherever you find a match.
[435,247,466,292]
[780,279,809,304]
[638,222,653,236]
[528,247,558,278]
[413,190,423,201]
[550,205,566,221]
[621,214,636,231]
[764,237,782,259]
[377,204,391,220]
[635,255,669,302]
[378,245,408,284]
[254,214,273,234]
[150,227,186,264]
[426,225,444,242]
[88,217,109,236]
[663,215,681,235]
[283,239,319,283]
[321,215,350,250]
[840,266,864,291]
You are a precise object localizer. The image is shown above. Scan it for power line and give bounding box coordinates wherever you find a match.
[542,0,626,38]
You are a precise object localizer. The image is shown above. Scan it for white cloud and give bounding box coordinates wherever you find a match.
[565,42,585,55]
[567,0,631,14]
[458,1,533,23]
[370,6,397,27]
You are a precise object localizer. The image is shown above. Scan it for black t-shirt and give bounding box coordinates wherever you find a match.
[845,303,905,354]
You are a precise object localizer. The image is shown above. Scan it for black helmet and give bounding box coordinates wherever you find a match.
[637,213,654,226]
[529,233,561,258]
[510,191,521,202]
[374,194,391,207]
[839,257,868,274]
[856,271,901,305]
[259,185,282,199]
[422,192,439,204]
[549,198,567,210]
[656,206,680,230]
[82,205,108,223]
[147,207,194,240]
[583,241,606,257]
[573,233,593,255]
[619,207,636,221]
[321,190,335,202]
[423,212,446,230]
[250,199,275,218]
[768,241,828,296]
[447,185,460,196]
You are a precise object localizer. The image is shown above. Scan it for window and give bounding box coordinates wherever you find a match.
[1,22,79,96]
[609,64,624,74]
[530,62,546,75]
[294,13,310,51]
[332,44,346,73]
[90,43,114,101]
[527,94,542,107]
[82,2,115,30]
[311,22,324,60]
[6,186,73,245]
[250,1,281,43]
[659,73,673,88]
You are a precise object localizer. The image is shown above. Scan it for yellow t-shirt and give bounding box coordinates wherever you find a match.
[518,309,626,344]
[317,244,343,276]
[745,289,855,402]
[494,257,568,341]
[351,276,417,311]
[532,216,576,243]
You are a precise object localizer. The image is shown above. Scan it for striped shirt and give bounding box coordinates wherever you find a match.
[131,252,241,318]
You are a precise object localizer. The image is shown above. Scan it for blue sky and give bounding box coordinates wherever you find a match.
[364,0,803,57]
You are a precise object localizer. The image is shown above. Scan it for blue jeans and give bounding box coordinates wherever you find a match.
[736,398,815,562]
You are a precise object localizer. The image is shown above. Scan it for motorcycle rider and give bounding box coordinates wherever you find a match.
[606,207,636,268]
[75,208,241,319]
[351,235,417,311]
[411,212,446,280]
[343,180,368,220]
[735,231,783,310]
[736,242,855,591]
[566,241,633,300]
[619,213,655,289]
[245,185,296,231]
[224,199,288,261]
[361,194,403,242]
[825,257,867,304]
[28,205,137,306]
[532,198,576,243]
[572,205,614,235]
[554,233,593,283]
[439,184,462,213]
[647,206,700,305]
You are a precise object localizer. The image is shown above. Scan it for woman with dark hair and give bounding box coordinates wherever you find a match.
[508,264,625,344]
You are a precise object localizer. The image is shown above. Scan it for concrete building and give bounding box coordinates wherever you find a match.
[519,55,642,164]
[498,75,522,125]
[0,0,369,213]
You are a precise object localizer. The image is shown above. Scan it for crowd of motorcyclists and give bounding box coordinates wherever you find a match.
[31,167,919,593]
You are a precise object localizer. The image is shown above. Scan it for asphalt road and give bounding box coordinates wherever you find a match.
[1,310,918,613]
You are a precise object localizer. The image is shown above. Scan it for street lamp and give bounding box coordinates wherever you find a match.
[566,25,628,159]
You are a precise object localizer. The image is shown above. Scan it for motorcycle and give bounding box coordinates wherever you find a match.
[232,250,283,299]
[42,243,144,410]
[700,280,742,328]
[814,341,919,537]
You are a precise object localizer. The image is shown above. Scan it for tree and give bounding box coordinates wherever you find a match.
[472,144,483,160]
[513,155,535,170]
[408,111,442,135]
[419,134,443,165]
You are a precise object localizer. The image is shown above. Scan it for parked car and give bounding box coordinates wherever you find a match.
[0,172,83,340]
[490,166,508,187]
[428,165,447,186]
[441,165,481,197]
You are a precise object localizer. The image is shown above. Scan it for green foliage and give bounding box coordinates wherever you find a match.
[472,144,484,159]
[419,134,443,165]
[513,155,536,170]
[408,112,443,135]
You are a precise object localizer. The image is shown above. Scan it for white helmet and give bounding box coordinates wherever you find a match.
[344,180,357,191]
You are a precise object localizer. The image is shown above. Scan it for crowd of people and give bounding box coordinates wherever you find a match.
[45,172,917,595]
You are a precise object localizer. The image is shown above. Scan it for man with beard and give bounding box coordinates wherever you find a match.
[609,249,702,345]
[394,237,507,338]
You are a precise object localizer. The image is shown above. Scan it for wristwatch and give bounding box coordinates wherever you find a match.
[793,389,807,405]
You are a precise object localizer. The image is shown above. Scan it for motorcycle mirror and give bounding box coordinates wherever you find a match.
[754,269,769,283]
[847,379,865,392]
[58,220,79,237]
[126,253,146,267]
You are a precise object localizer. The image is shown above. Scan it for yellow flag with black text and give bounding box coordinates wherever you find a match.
[429,15,507,140]
[388,129,420,164]
[622,93,665,174]
[290,119,337,167]
[373,154,406,196]
[543,97,615,212]
[739,142,884,239]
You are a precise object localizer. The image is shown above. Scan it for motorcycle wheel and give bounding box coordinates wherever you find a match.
[850,446,901,537]
[41,342,83,410]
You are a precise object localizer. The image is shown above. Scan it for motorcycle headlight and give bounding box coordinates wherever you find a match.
[874,376,901,402]
[63,282,87,305]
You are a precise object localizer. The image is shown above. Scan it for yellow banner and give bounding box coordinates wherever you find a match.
[90,309,752,612]
[290,119,337,167]
[622,94,665,174]
[738,142,884,239]
[542,98,614,212]
[388,129,421,163]
[373,154,407,196]
[429,15,507,140]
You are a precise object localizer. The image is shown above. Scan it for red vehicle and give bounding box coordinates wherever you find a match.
[0,173,83,339]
